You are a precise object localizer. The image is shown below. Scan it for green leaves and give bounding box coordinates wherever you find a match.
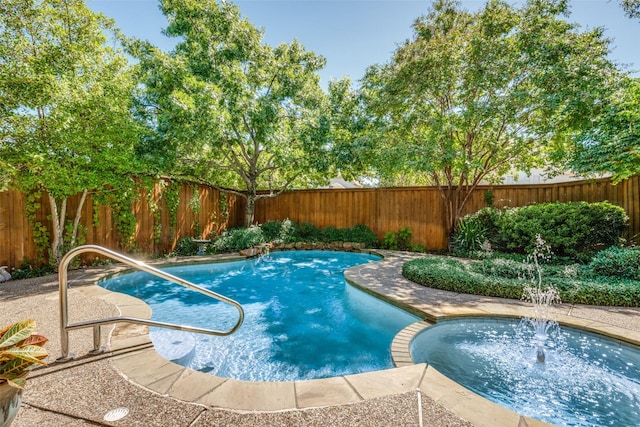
[361,0,621,232]
[403,255,640,306]
[132,0,331,225]
[1,346,48,368]
[567,78,640,183]
[1,0,146,263]
[461,202,628,258]
[0,319,48,389]
[0,320,37,349]
[620,0,640,19]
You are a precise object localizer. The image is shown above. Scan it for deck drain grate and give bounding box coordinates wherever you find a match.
[104,407,129,422]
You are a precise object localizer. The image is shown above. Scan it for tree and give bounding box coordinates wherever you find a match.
[129,0,331,226]
[620,0,640,19]
[323,77,379,183]
[565,78,640,182]
[361,0,619,236]
[0,0,144,265]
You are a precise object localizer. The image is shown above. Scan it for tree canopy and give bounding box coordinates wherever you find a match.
[620,0,640,19]
[564,78,640,183]
[0,0,144,264]
[560,1,640,181]
[360,0,620,233]
[129,0,333,226]
[0,0,636,262]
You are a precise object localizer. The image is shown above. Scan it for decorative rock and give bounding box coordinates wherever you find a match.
[239,247,258,257]
[0,266,10,283]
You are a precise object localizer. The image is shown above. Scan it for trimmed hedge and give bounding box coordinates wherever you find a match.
[403,256,640,307]
[586,246,640,280]
[500,202,627,257]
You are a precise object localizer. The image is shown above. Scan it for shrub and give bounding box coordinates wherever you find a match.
[10,262,54,280]
[470,258,532,279]
[545,277,640,307]
[215,221,379,249]
[260,221,284,242]
[209,226,264,253]
[298,222,322,242]
[344,224,379,248]
[171,238,200,257]
[459,202,628,259]
[402,257,525,300]
[471,257,582,280]
[279,219,298,243]
[452,217,486,256]
[502,202,627,257]
[318,226,344,242]
[259,219,299,243]
[586,246,640,280]
[381,226,413,251]
[462,207,503,245]
[410,244,427,253]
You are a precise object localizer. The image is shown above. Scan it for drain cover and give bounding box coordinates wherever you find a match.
[104,407,129,422]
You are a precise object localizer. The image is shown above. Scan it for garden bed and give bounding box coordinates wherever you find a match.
[402,254,640,307]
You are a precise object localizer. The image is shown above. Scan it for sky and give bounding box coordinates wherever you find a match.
[86,0,639,88]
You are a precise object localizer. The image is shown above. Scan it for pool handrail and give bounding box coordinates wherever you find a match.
[57,244,244,361]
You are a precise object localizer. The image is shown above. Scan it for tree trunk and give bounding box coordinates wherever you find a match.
[70,189,88,247]
[47,190,88,266]
[244,192,256,227]
[441,186,466,253]
[48,194,65,266]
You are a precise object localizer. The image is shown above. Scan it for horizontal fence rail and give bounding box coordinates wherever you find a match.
[1,176,638,269]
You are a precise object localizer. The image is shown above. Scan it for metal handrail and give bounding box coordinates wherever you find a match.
[58,244,244,361]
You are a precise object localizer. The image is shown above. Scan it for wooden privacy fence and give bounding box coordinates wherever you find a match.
[0,183,245,270]
[1,176,638,270]
[255,176,640,251]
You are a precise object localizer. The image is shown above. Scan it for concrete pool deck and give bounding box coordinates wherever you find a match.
[2,250,640,426]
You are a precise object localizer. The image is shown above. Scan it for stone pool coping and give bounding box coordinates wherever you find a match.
[74,251,640,427]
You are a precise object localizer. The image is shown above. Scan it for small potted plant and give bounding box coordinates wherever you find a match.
[0,319,48,427]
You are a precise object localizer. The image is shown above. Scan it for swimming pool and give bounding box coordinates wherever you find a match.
[100,251,419,381]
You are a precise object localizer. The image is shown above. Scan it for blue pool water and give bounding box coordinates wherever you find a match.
[100,251,419,381]
[411,317,640,427]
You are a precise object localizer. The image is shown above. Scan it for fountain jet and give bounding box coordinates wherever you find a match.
[536,345,545,363]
